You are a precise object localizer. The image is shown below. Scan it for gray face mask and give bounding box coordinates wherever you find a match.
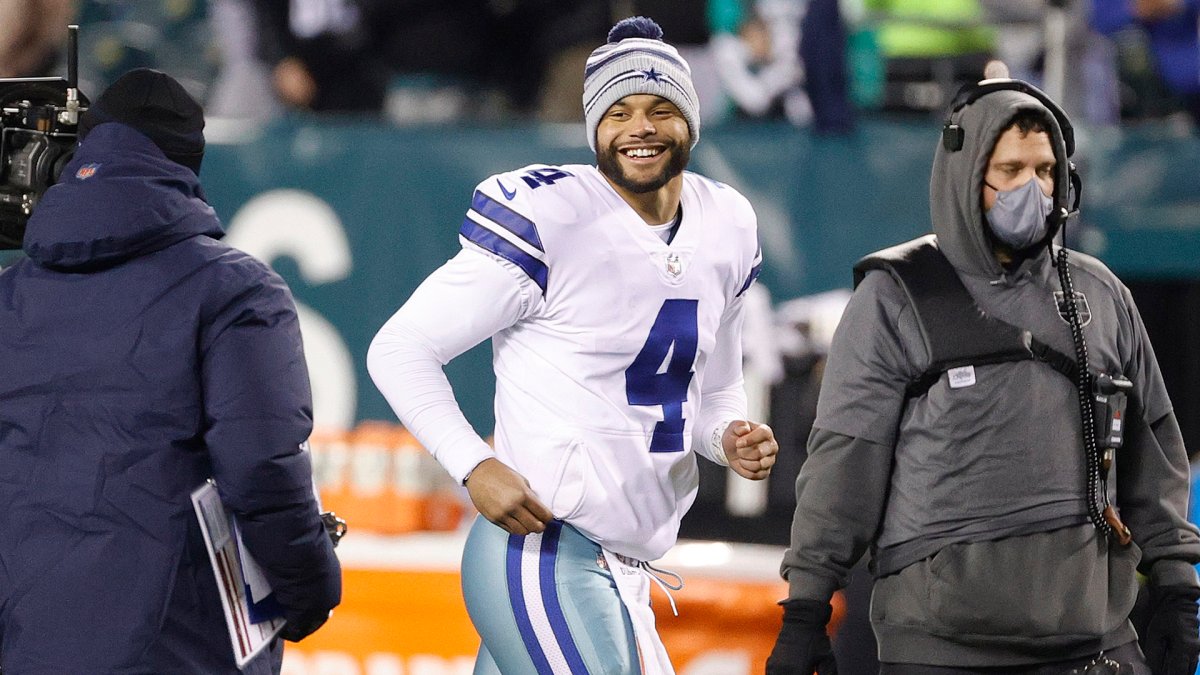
[985,176,1053,250]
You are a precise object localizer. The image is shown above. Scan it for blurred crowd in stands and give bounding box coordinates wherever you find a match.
[1,0,1197,132]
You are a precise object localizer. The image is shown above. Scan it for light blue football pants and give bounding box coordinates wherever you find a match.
[461,515,640,675]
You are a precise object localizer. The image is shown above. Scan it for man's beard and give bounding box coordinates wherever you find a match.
[598,140,689,194]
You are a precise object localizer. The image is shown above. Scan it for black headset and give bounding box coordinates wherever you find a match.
[942,78,1074,156]
[941,78,1080,230]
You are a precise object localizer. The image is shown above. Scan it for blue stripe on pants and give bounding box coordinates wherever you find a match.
[506,532,554,674]
[539,521,590,673]
[462,516,640,675]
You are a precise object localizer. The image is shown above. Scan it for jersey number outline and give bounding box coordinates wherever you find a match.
[625,299,699,453]
[520,168,574,189]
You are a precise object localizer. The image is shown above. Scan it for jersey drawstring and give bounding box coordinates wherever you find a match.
[638,561,684,616]
[612,552,686,616]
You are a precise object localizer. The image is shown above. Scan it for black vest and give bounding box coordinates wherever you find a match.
[853,235,1079,397]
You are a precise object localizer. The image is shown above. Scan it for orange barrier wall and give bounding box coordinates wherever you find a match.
[280,534,843,675]
[310,423,468,536]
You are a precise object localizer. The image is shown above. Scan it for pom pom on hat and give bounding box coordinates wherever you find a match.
[607,16,663,43]
[583,17,700,152]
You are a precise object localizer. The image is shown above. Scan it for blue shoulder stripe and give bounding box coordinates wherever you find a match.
[737,262,762,297]
[472,190,544,252]
[461,218,549,293]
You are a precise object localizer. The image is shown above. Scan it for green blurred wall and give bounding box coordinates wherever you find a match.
[99,118,1200,432]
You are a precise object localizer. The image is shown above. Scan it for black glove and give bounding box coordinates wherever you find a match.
[765,598,838,675]
[1141,584,1200,675]
[280,608,332,642]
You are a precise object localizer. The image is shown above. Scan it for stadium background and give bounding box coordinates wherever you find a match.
[3,0,1200,673]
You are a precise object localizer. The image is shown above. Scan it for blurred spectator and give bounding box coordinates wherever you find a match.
[1091,0,1200,125]
[980,0,1122,125]
[707,0,812,126]
[0,0,77,78]
[252,0,397,112]
[207,0,282,119]
[482,0,609,122]
[382,1,494,122]
[801,0,857,133]
[255,0,609,124]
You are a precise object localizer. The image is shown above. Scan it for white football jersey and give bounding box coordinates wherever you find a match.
[457,164,761,560]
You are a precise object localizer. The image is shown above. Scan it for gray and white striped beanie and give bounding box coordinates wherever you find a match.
[583,16,700,152]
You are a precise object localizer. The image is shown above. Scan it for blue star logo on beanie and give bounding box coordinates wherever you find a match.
[639,67,664,82]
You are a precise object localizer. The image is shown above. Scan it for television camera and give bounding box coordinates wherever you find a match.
[0,25,88,249]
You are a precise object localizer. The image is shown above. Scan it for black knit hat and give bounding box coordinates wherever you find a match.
[78,68,205,174]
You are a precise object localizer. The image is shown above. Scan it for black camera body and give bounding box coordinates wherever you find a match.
[0,26,88,250]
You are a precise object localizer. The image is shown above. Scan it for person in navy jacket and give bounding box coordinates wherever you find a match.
[0,68,341,674]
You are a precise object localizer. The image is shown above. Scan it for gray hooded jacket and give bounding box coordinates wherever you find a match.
[779,86,1200,665]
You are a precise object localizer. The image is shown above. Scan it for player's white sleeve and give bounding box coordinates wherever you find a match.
[367,248,539,483]
[691,297,750,466]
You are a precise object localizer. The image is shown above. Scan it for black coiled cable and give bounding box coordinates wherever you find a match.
[1054,247,1113,538]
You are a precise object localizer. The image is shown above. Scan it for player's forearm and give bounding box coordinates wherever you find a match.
[367,320,494,483]
[691,296,750,463]
[692,385,747,465]
[367,250,534,481]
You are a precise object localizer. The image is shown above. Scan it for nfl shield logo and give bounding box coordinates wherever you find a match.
[1054,290,1092,326]
[665,253,682,278]
[75,163,100,180]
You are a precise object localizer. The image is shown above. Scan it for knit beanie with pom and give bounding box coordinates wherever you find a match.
[582,16,700,151]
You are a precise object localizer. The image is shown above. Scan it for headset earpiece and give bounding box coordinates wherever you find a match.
[940,78,1075,157]
[942,123,964,151]
[1062,161,1082,225]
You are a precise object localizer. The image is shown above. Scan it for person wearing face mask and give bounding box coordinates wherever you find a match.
[766,68,1200,674]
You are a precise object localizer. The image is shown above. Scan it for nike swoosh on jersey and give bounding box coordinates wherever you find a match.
[497,179,518,200]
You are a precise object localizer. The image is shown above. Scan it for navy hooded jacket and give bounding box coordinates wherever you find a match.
[0,124,341,673]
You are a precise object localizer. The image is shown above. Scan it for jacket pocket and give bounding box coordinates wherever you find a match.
[922,528,1141,640]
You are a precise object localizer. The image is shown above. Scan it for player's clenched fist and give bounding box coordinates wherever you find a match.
[722,420,778,481]
[464,458,555,535]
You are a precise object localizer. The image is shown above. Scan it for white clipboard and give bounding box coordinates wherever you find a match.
[191,480,286,668]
